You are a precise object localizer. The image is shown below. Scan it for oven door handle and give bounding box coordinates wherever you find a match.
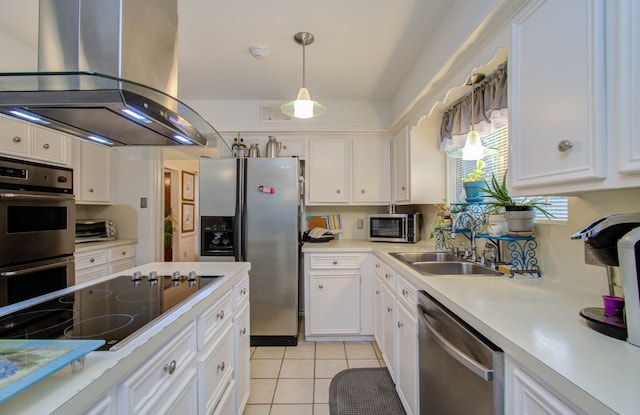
[0,257,74,277]
[0,192,75,200]
[418,304,494,381]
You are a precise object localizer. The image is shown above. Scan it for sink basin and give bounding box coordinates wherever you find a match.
[389,252,458,263]
[411,261,503,276]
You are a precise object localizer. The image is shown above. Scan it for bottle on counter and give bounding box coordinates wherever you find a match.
[238,138,247,158]
[231,138,239,157]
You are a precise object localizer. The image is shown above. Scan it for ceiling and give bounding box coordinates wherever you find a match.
[0,0,455,103]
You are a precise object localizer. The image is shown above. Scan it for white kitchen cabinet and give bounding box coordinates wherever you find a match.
[198,324,234,415]
[73,140,112,203]
[373,275,384,347]
[118,322,198,414]
[381,282,396,379]
[393,127,410,202]
[506,356,582,415]
[352,138,391,204]
[395,291,418,415]
[307,138,349,204]
[179,234,197,262]
[304,253,372,339]
[233,275,250,414]
[0,115,71,166]
[81,393,114,415]
[75,243,136,285]
[279,137,307,158]
[509,0,607,191]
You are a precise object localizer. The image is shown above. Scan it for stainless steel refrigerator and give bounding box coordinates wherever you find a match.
[199,157,301,346]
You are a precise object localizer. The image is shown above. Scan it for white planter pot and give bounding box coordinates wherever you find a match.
[504,209,536,233]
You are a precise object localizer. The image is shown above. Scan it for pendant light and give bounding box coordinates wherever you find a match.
[462,73,486,160]
[281,32,326,119]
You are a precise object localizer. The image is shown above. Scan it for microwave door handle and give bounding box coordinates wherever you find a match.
[403,217,408,240]
[0,257,74,277]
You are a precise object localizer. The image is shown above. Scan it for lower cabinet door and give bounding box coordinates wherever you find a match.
[198,323,234,414]
[309,273,360,334]
[234,303,250,413]
[396,303,418,415]
[381,284,396,379]
[148,368,198,415]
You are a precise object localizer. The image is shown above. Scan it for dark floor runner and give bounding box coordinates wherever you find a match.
[329,367,406,415]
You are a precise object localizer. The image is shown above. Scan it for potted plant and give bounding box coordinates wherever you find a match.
[480,170,554,234]
[164,209,177,261]
[461,160,487,203]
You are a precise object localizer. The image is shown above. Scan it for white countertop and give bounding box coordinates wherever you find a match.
[0,261,250,414]
[303,239,640,415]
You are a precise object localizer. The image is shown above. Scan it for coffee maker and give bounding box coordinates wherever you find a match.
[571,213,640,345]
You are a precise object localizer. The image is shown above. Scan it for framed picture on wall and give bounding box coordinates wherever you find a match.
[182,171,195,201]
[182,202,194,233]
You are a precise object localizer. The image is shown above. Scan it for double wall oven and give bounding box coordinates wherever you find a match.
[0,156,75,306]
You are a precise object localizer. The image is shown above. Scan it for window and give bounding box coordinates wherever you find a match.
[451,125,568,222]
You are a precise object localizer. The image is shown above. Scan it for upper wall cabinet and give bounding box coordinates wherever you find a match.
[509,0,640,195]
[509,0,607,192]
[72,140,112,204]
[307,137,391,205]
[0,116,71,166]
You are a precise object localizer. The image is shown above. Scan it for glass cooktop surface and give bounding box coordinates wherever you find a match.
[0,273,220,351]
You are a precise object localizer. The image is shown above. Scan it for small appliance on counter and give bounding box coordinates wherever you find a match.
[368,212,422,243]
[571,213,640,344]
[75,219,117,243]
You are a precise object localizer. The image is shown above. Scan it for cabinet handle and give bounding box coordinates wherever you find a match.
[88,188,94,193]
[163,360,177,375]
[402,289,408,296]
[336,189,341,194]
[557,139,573,152]
[241,288,247,295]
[387,306,392,313]
[121,251,126,256]
[283,145,287,149]
[241,327,246,335]
[217,361,226,373]
[217,310,225,320]
[332,260,338,265]
[89,258,95,263]
[375,263,379,269]
[318,284,324,289]
[12,136,21,143]
[401,186,406,190]
[397,321,403,328]
[375,289,380,295]
[42,143,50,150]
[361,189,365,194]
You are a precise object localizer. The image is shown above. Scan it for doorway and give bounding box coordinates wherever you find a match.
[163,168,179,262]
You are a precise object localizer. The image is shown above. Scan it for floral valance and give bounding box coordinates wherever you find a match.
[439,63,508,152]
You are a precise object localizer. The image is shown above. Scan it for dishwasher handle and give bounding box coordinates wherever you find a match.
[418,304,494,381]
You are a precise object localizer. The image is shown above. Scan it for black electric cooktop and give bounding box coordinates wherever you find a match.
[0,272,221,351]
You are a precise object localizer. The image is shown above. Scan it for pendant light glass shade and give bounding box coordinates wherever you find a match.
[281,32,326,119]
[281,87,326,119]
[462,129,485,160]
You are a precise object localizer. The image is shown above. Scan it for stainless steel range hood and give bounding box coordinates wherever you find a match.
[0,0,225,148]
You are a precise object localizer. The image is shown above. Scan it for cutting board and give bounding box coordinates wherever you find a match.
[0,339,105,403]
[307,216,328,231]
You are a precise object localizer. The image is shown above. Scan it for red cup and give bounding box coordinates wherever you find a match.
[602,295,625,317]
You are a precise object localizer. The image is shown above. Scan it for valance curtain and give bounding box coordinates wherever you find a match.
[439,63,508,152]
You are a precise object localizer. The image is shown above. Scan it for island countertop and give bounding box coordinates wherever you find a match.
[303,239,640,415]
[0,261,250,414]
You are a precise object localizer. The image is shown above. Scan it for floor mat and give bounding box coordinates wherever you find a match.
[329,367,406,415]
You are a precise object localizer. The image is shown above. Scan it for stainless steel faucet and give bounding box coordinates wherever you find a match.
[451,212,477,262]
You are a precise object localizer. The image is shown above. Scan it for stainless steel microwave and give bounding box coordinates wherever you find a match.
[368,213,422,243]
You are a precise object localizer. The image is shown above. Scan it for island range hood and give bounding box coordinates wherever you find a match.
[0,0,225,148]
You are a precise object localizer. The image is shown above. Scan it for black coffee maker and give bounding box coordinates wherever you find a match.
[571,213,640,343]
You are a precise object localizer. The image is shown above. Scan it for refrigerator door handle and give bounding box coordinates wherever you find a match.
[240,158,248,261]
[234,158,243,262]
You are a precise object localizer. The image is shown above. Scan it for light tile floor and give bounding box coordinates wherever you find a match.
[243,319,384,415]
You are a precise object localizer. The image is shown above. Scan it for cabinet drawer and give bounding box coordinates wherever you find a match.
[309,255,361,269]
[76,250,108,270]
[32,128,68,165]
[109,245,136,261]
[233,275,250,308]
[396,275,417,310]
[75,266,108,285]
[198,291,233,350]
[199,323,233,414]
[118,322,197,414]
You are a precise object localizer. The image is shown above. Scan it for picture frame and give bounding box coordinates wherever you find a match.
[182,171,195,201]
[181,202,194,233]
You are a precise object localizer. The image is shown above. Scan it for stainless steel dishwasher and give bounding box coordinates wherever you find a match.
[418,290,504,415]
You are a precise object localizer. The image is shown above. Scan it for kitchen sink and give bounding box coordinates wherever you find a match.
[411,261,503,276]
[389,252,458,263]
[389,251,503,276]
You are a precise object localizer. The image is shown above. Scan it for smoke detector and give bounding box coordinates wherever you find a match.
[249,46,268,60]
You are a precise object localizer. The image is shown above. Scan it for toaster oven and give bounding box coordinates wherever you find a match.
[75,219,117,243]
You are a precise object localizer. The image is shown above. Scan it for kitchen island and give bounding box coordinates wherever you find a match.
[302,239,640,415]
[0,261,251,415]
